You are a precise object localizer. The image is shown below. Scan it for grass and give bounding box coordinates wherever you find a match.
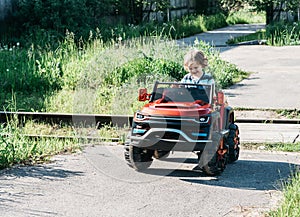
[0,116,80,169]
[0,9,265,114]
[1,36,248,115]
[227,29,267,44]
[226,9,265,25]
[243,141,300,217]
[0,113,130,169]
[268,171,300,217]
[23,120,129,142]
[276,109,300,119]
[227,21,300,46]
[243,142,300,152]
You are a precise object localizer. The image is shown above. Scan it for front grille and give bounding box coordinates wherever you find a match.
[162,132,180,140]
[147,116,211,140]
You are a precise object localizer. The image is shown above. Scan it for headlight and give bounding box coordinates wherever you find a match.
[199,116,210,123]
[135,112,149,121]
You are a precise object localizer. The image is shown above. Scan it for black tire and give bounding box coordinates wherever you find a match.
[128,145,153,171]
[201,133,227,176]
[202,152,226,176]
[227,124,240,163]
[124,132,153,171]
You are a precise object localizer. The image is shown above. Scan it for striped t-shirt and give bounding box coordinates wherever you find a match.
[181,73,214,85]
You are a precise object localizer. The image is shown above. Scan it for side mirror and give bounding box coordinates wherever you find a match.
[138,88,150,101]
[217,91,225,105]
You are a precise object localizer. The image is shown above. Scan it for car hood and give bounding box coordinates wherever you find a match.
[140,102,212,117]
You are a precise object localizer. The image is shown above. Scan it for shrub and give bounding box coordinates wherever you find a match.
[108,57,185,86]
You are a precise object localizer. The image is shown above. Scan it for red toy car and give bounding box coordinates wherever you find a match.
[124,81,240,175]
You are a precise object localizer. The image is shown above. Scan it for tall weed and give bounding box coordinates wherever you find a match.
[228,21,300,46]
[267,21,300,46]
[1,12,251,113]
[268,171,300,217]
[226,10,265,25]
[0,115,79,168]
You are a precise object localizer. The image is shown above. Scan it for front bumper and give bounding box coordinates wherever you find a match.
[130,128,213,151]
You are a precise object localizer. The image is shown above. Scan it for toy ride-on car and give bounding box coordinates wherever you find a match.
[124,81,240,176]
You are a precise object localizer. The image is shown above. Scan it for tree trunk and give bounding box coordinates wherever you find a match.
[266,3,274,24]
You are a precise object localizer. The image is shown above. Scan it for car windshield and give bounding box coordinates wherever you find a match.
[151,82,212,104]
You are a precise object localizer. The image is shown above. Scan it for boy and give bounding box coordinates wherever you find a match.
[181,49,214,85]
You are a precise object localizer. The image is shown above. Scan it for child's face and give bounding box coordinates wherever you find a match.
[187,61,203,75]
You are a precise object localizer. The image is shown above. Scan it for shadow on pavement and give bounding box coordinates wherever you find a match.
[142,158,299,191]
[0,164,84,207]
[0,164,84,180]
[182,160,299,190]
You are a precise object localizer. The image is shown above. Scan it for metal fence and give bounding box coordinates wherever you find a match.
[142,0,196,22]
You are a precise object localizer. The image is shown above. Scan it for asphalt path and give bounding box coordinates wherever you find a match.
[177,24,266,47]
[0,144,299,217]
[220,45,300,110]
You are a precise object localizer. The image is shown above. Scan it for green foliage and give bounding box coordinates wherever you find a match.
[1,34,247,113]
[4,7,231,47]
[108,57,185,85]
[226,9,266,24]
[0,116,80,169]
[170,13,227,38]
[268,171,300,217]
[267,21,300,46]
[265,142,300,152]
[248,0,300,12]
[0,44,43,93]
[1,10,253,113]
[219,0,247,14]
[246,0,300,23]
[227,21,300,46]
[204,13,228,30]
[277,109,300,119]
[13,0,114,42]
[227,29,267,45]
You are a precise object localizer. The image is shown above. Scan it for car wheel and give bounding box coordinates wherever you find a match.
[201,133,227,176]
[227,124,240,163]
[124,133,153,171]
[128,145,153,171]
[202,152,225,176]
